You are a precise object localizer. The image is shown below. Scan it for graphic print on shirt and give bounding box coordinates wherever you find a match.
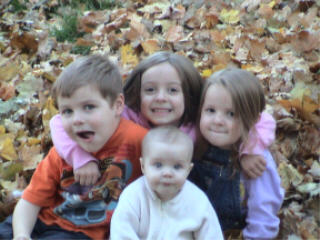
[54,157,132,226]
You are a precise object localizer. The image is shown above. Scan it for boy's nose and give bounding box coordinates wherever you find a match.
[72,112,84,125]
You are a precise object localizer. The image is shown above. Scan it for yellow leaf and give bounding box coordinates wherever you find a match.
[0,136,18,161]
[0,126,5,135]
[268,0,276,8]
[42,97,59,134]
[27,137,41,146]
[220,9,240,24]
[201,69,213,78]
[120,44,139,67]
[242,64,264,73]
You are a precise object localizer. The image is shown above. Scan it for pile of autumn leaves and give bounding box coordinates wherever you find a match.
[0,0,319,238]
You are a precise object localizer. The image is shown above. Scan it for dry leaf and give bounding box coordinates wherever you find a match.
[165,25,184,42]
[219,9,240,24]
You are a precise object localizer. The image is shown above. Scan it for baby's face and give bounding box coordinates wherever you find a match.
[141,141,193,201]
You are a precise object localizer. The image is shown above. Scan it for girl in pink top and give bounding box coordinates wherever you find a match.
[50,51,275,185]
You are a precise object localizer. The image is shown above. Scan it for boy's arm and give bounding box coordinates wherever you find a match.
[240,112,276,178]
[12,198,40,240]
[50,114,100,185]
[242,151,284,240]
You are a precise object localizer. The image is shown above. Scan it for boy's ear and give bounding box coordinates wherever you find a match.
[114,93,124,116]
[140,157,145,174]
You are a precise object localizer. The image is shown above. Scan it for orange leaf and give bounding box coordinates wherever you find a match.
[0,82,15,101]
[141,39,160,54]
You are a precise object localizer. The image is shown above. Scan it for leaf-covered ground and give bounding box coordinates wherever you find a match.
[0,0,319,239]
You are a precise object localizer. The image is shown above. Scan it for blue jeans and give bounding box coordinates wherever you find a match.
[0,215,91,240]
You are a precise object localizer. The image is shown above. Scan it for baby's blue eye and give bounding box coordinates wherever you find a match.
[174,164,182,170]
[155,162,162,168]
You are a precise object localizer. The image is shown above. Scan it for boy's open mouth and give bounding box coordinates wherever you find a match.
[77,131,95,140]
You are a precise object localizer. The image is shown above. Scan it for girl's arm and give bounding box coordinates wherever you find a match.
[242,150,284,240]
[240,112,276,178]
[12,198,40,239]
[50,114,99,185]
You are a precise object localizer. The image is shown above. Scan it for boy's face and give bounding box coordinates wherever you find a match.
[140,62,185,127]
[200,84,243,149]
[140,141,193,201]
[58,84,124,153]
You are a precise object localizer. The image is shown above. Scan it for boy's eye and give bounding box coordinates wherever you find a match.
[154,162,162,168]
[84,104,95,111]
[61,109,72,115]
[173,164,182,170]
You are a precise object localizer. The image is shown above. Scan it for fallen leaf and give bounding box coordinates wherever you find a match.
[165,25,184,42]
[219,9,240,24]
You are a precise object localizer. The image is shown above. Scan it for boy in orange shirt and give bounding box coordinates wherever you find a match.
[0,54,147,240]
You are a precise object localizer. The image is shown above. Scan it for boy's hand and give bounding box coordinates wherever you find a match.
[74,161,100,186]
[240,154,266,179]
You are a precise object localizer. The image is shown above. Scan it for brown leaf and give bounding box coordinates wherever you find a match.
[10,31,38,54]
[165,25,184,42]
[0,82,15,101]
[290,30,320,53]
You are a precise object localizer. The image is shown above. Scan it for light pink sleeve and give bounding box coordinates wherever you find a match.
[49,114,97,169]
[241,112,276,156]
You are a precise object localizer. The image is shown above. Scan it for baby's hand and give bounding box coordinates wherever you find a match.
[74,161,100,186]
[240,154,266,179]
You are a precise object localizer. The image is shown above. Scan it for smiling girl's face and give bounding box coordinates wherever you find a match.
[140,62,185,127]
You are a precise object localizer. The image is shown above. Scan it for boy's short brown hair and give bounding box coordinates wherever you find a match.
[52,54,122,105]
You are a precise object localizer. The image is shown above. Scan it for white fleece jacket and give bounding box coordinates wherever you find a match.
[110,176,223,240]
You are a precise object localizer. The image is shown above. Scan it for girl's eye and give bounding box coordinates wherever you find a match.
[169,88,178,93]
[84,104,95,110]
[144,87,155,93]
[61,109,72,115]
[154,162,162,168]
[227,111,234,117]
[174,164,182,170]
[206,108,215,113]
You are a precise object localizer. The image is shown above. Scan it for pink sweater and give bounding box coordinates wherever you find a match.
[50,106,275,169]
